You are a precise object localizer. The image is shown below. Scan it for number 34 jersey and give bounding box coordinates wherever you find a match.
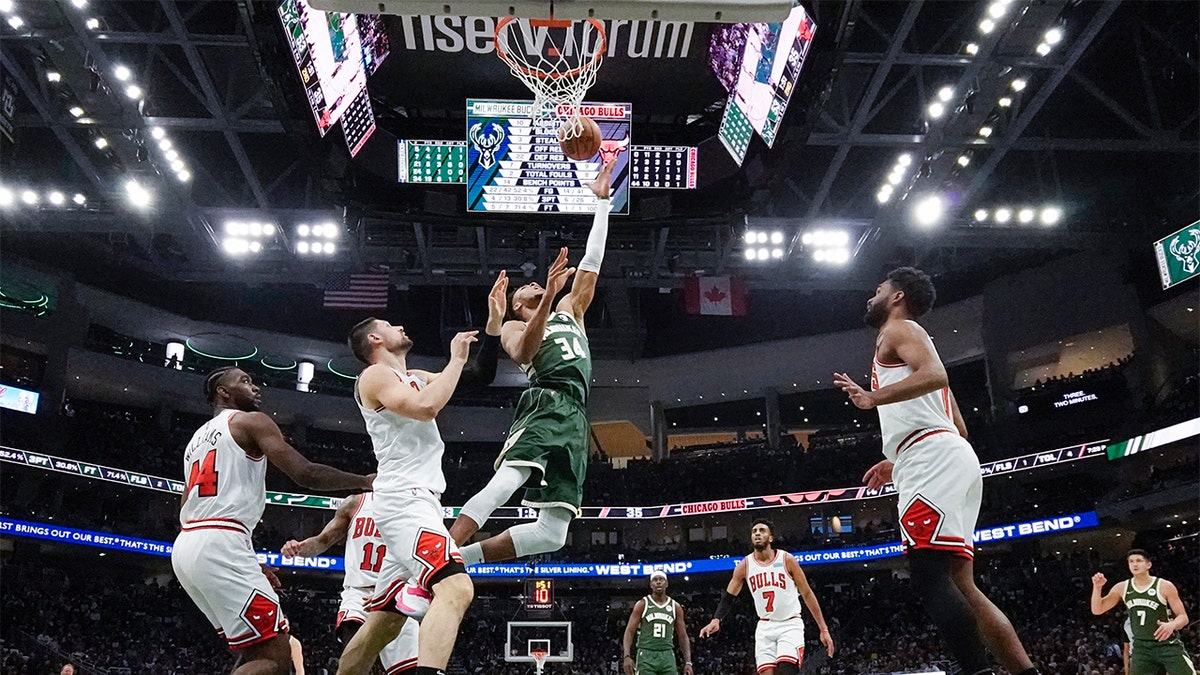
[342,492,385,589]
[179,409,266,532]
[520,311,592,405]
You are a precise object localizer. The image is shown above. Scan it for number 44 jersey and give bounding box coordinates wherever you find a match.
[179,409,267,532]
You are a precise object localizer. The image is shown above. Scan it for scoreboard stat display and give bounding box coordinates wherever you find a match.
[398,140,466,183]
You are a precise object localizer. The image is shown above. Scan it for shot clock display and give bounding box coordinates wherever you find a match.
[524,578,555,614]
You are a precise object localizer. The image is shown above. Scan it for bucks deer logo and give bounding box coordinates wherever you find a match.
[1169,228,1200,274]
[469,122,506,169]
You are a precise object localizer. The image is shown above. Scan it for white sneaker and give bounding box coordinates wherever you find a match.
[395,581,432,621]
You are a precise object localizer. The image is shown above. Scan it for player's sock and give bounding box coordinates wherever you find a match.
[414,668,445,675]
[909,550,992,674]
[459,542,484,566]
[774,663,800,675]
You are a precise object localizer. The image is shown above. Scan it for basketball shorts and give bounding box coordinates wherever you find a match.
[636,648,678,675]
[754,617,805,674]
[336,585,419,673]
[892,432,982,560]
[1130,640,1196,675]
[368,488,464,608]
[171,524,289,650]
[493,387,590,517]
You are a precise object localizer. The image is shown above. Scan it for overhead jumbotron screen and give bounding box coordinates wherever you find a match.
[466,100,631,214]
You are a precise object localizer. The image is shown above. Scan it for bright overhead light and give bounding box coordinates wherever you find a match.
[225,221,245,236]
[124,85,143,100]
[0,187,13,207]
[813,249,825,262]
[0,0,13,12]
[249,222,263,237]
[7,15,24,29]
[1040,206,1062,225]
[158,138,172,151]
[1018,208,1035,223]
[937,86,954,102]
[757,231,769,244]
[987,2,1008,19]
[827,248,850,265]
[957,155,971,167]
[994,208,1012,223]
[176,170,191,182]
[1011,78,1027,91]
[71,0,88,7]
[965,42,979,56]
[297,224,310,237]
[1036,43,1052,56]
[263,223,275,236]
[800,232,813,245]
[998,96,1013,107]
[298,241,311,254]
[770,231,784,245]
[743,230,755,244]
[46,71,61,83]
[898,153,912,167]
[249,240,262,253]
[887,171,904,186]
[770,248,783,259]
[124,180,152,209]
[913,194,945,227]
[21,189,39,205]
[94,137,108,149]
[164,149,179,162]
[927,101,946,118]
[744,248,757,261]
[73,193,87,205]
[48,191,65,205]
[1044,27,1063,45]
[85,17,100,30]
[755,247,768,260]
[114,65,131,81]
[323,222,339,238]
[876,189,892,204]
[150,127,165,140]
[979,18,995,34]
[979,125,994,138]
[170,159,184,172]
[974,209,989,222]
[69,106,84,118]
[223,237,249,255]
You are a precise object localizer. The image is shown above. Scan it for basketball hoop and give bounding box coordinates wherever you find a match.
[494,16,607,138]
[530,649,549,674]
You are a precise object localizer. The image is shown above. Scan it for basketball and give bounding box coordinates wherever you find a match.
[558,116,602,160]
[831,516,843,533]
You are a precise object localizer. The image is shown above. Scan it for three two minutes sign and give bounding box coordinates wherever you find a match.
[1153,221,1200,289]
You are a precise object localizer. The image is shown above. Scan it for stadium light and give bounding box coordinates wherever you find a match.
[974,209,989,222]
[176,170,191,183]
[85,17,100,30]
[979,126,994,138]
[0,187,13,208]
[965,42,979,56]
[994,208,1012,223]
[0,0,12,12]
[124,180,152,209]
[48,191,65,206]
[957,155,971,167]
[7,15,23,29]
[71,0,88,7]
[73,193,87,205]
[1036,43,1052,57]
[69,106,84,118]
[876,188,892,204]
[897,153,912,167]
[744,248,756,261]
[937,86,954,102]
[1044,27,1063,45]
[1040,206,1062,225]
[1018,207,1035,223]
[927,101,946,118]
[770,231,783,245]
[93,137,108,149]
[150,127,165,140]
[46,71,61,83]
[21,189,38,205]
[987,2,1008,19]
[913,195,944,227]
[979,18,995,34]
[1011,78,1027,91]
[999,96,1013,108]
[114,65,131,81]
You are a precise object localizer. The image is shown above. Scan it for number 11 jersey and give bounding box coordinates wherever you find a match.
[342,492,385,589]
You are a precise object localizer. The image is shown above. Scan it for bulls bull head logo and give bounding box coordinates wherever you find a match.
[1168,228,1200,274]
[469,122,506,169]
[597,133,630,165]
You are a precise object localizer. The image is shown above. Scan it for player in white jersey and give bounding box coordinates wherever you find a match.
[172,367,374,675]
[337,272,508,675]
[700,520,834,675]
[835,267,1041,675]
[282,492,419,674]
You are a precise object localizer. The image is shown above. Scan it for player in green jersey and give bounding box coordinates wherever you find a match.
[622,572,693,675]
[451,158,617,565]
[1092,549,1194,675]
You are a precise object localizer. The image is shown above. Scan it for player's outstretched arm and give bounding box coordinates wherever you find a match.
[622,598,645,675]
[1155,579,1190,641]
[788,554,835,657]
[231,412,374,492]
[674,601,694,675]
[560,158,616,324]
[1090,573,1124,615]
[359,331,478,421]
[282,493,360,558]
[411,270,508,390]
[502,247,574,365]
[700,559,747,638]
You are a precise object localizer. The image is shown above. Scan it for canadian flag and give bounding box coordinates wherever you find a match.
[683,276,748,316]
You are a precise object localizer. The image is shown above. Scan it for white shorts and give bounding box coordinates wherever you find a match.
[337,586,419,673]
[893,432,982,560]
[367,488,464,611]
[754,617,805,673]
[171,524,289,650]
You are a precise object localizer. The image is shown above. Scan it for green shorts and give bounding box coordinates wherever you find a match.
[636,649,678,675]
[1131,641,1195,675]
[494,387,589,516]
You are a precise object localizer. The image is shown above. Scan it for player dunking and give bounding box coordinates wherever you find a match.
[834,267,1041,675]
[448,159,616,564]
[282,492,419,674]
[699,519,834,675]
[1092,549,1194,674]
[622,571,693,675]
[337,271,507,675]
[172,368,374,674]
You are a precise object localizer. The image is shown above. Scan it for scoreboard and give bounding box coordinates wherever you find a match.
[630,146,697,189]
[466,99,631,214]
[399,140,466,184]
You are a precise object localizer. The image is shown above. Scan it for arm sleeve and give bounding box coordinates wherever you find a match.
[714,589,737,621]
[577,197,610,274]
[455,332,500,391]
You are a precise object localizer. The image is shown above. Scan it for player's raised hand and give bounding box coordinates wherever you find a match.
[699,618,721,638]
[281,538,313,558]
[1091,573,1107,588]
[1154,619,1178,641]
[486,270,508,334]
[544,247,576,300]
[449,330,479,362]
[834,372,876,409]
[862,459,894,490]
[260,563,282,590]
[589,157,618,199]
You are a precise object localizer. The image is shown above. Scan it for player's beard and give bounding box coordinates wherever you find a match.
[863,300,888,329]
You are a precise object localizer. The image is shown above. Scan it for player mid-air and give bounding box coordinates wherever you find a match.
[1091,549,1194,675]
[622,571,693,675]
[700,519,834,675]
[834,267,1042,675]
[449,158,617,564]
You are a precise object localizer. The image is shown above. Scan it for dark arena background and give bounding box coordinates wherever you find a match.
[0,0,1197,673]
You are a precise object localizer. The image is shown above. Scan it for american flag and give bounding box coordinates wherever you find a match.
[324,271,389,309]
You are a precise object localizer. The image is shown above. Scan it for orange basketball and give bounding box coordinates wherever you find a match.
[558,116,602,161]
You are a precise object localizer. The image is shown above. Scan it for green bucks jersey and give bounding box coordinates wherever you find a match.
[637,596,677,652]
[521,312,591,405]
[1125,577,1180,644]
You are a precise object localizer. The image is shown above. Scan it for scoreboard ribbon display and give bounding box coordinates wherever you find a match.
[466,99,632,214]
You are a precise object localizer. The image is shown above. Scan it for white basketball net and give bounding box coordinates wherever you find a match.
[531,650,548,674]
[495,18,607,139]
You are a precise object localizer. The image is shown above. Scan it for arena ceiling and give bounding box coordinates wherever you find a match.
[1,0,1197,355]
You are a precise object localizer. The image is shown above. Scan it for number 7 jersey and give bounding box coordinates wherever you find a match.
[745,550,803,621]
[179,409,267,533]
[520,311,591,405]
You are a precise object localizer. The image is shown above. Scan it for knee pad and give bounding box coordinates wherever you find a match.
[510,508,572,557]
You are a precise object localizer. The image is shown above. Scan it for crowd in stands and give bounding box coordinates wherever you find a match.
[1024,354,1136,392]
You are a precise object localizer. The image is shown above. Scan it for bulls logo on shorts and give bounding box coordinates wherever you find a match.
[901,497,943,545]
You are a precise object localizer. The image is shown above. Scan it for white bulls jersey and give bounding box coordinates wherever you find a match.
[745,550,803,621]
[342,493,385,590]
[871,321,958,461]
[179,409,266,532]
[356,369,447,495]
